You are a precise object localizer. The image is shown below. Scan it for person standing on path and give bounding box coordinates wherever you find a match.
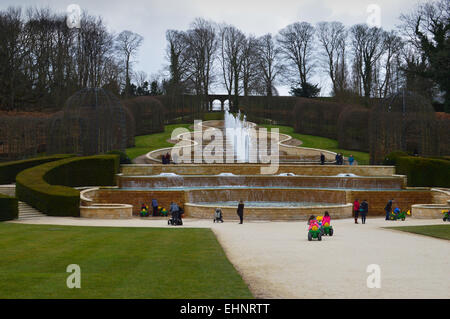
[152,199,159,216]
[385,199,393,220]
[237,200,244,224]
[360,199,368,224]
[353,199,360,224]
[348,155,355,165]
[320,153,325,165]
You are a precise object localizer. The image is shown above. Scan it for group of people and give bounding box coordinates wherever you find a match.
[352,199,369,224]
[161,152,171,164]
[320,153,355,165]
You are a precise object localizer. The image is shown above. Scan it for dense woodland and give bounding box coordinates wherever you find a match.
[0,0,448,113]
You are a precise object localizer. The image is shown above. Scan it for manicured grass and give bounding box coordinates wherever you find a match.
[0,223,252,298]
[260,124,370,165]
[387,224,450,240]
[126,124,192,160]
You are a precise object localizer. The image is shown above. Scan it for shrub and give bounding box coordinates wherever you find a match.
[385,152,450,187]
[293,98,347,139]
[123,96,165,135]
[16,155,120,217]
[0,154,74,184]
[0,194,18,221]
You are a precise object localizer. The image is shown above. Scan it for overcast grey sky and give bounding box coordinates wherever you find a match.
[0,0,427,95]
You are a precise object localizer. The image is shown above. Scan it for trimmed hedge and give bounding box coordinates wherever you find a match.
[0,194,18,221]
[384,152,450,187]
[16,155,120,217]
[0,154,74,184]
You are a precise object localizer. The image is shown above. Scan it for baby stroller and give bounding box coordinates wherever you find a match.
[213,208,224,223]
[168,208,183,226]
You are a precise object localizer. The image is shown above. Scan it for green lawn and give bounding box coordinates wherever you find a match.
[387,224,450,240]
[0,223,252,298]
[126,124,192,160]
[260,124,370,165]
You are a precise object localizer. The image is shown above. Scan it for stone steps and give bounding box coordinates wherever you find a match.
[0,185,46,220]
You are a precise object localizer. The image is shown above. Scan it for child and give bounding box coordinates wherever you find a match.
[307,215,319,230]
[322,211,331,227]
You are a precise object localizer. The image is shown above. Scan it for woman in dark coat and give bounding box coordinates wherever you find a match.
[360,199,369,224]
[237,200,244,224]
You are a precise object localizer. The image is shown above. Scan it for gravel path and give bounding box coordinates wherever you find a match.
[9,217,449,298]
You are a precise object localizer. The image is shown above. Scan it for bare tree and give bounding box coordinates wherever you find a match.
[165,29,191,94]
[115,30,143,96]
[277,22,315,88]
[350,24,386,98]
[219,24,246,111]
[316,21,348,95]
[257,33,282,96]
[377,31,404,98]
[241,35,260,96]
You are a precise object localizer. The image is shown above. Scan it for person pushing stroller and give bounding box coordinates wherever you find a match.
[213,208,224,223]
[168,202,183,226]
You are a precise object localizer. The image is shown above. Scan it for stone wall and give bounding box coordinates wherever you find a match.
[83,186,433,217]
[411,204,450,219]
[121,164,397,177]
[185,203,353,221]
[80,204,133,219]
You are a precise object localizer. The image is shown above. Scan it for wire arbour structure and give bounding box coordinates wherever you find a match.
[369,91,440,164]
[48,88,128,156]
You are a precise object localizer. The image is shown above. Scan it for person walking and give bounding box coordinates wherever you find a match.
[237,200,244,224]
[360,199,368,224]
[385,199,393,220]
[320,153,325,165]
[353,199,360,224]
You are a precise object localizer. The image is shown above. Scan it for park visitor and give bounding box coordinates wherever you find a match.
[237,200,244,224]
[360,199,368,224]
[348,155,355,165]
[385,199,394,220]
[353,199,360,224]
[152,198,158,216]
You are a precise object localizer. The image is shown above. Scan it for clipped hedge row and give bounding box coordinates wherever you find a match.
[0,154,74,184]
[16,155,120,217]
[0,194,18,221]
[384,152,450,187]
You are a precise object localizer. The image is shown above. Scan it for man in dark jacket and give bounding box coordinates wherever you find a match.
[152,199,158,216]
[320,153,325,165]
[385,199,393,220]
[237,200,244,224]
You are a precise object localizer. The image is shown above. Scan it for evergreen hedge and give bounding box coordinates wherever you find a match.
[16,155,120,217]
[384,152,450,187]
[0,154,74,184]
[0,194,18,221]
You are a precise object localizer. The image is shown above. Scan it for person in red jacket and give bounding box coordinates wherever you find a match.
[353,199,360,224]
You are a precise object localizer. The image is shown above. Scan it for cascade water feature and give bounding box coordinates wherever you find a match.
[224,109,253,162]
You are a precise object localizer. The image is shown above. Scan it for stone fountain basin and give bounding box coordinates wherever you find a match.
[184,202,352,221]
[117,174,405,190]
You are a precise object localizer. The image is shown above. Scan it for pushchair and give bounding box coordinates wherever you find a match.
[213,208,224,223]
[168,208,183,226]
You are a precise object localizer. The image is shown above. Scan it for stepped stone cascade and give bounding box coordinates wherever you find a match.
[0,185,46,220]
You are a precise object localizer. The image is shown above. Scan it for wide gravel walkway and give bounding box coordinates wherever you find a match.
[9,216,449,298]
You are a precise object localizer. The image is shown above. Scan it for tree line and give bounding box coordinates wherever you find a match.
[0,6,149,111]
[164,0,449,112]
[0,0,448,113]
